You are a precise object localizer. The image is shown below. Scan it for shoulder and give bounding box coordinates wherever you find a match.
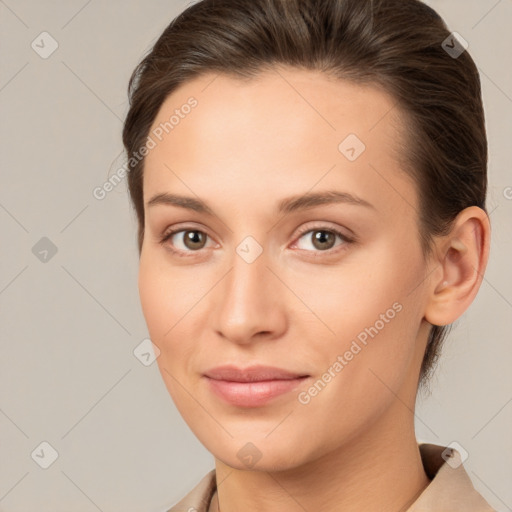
[408,443,497,512]
[165,469,217,512]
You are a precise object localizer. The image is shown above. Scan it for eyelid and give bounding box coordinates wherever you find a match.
[160,221,216,240]
[159,224,218,258]
[159,222,355,257]
[290,223,355,254]
[293,222,354,241]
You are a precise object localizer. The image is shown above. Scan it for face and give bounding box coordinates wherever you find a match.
[139,67,432,471]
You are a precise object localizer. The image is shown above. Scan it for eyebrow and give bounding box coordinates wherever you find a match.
[146,190,375,215]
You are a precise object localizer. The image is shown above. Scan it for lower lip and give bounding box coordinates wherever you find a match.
[204,376,309,407]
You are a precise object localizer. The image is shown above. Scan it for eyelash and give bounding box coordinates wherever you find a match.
[159,225,355,259]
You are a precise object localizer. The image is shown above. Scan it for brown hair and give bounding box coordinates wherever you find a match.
[122,0,487,391]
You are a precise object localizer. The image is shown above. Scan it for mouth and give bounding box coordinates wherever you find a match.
[203,365,311,407]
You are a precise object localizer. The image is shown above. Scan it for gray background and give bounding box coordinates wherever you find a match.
[0,0,511,511]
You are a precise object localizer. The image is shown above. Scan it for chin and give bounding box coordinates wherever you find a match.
[198,431,314,472]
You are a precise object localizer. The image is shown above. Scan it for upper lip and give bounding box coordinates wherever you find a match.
[204,365,309,382]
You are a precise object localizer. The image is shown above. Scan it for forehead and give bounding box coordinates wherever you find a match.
[143,66,414,218]
[147,66,403,150]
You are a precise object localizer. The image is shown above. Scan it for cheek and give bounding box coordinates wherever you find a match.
[138,249,192,339]
[289,251,414,348]
[137,253,190,364]
[291,298,420,457]
[137,252,208,371]
[293,240,425,392]
[138,256,199,413]
[138,258,167,339]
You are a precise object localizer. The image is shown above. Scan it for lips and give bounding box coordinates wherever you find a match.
[203,365,310,407]
[204,364,310,381]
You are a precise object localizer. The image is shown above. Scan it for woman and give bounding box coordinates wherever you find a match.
[122,0,495,510]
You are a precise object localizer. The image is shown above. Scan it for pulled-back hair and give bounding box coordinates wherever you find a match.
[122,0,487,391]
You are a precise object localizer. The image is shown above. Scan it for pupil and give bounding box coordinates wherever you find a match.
[182,230,335,251]
[314,230,334,250]
[186,231,204,249]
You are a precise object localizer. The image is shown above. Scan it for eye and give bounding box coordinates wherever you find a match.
[159,228,214,256]
[293,226,353,253]
[159,225,354,258]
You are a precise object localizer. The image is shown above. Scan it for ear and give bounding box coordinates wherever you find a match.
[424,206,491,326]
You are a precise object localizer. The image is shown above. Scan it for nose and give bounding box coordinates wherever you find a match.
[212,244,288,345]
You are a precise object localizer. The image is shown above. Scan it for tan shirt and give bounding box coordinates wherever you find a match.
[166,443,496,511]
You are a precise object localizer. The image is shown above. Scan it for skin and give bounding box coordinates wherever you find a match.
[138,66,490,512]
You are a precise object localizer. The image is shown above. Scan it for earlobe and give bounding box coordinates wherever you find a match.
[424,206,490,327]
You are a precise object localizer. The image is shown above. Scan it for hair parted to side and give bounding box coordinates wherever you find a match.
[122,0,487,392]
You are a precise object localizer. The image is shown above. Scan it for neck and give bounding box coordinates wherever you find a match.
[212,401,430,512]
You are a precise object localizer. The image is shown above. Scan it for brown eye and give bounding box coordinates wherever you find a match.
[311,230,337,250]
[294,227,352,254]
[160,228,211,254]
[179,230,208,250]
